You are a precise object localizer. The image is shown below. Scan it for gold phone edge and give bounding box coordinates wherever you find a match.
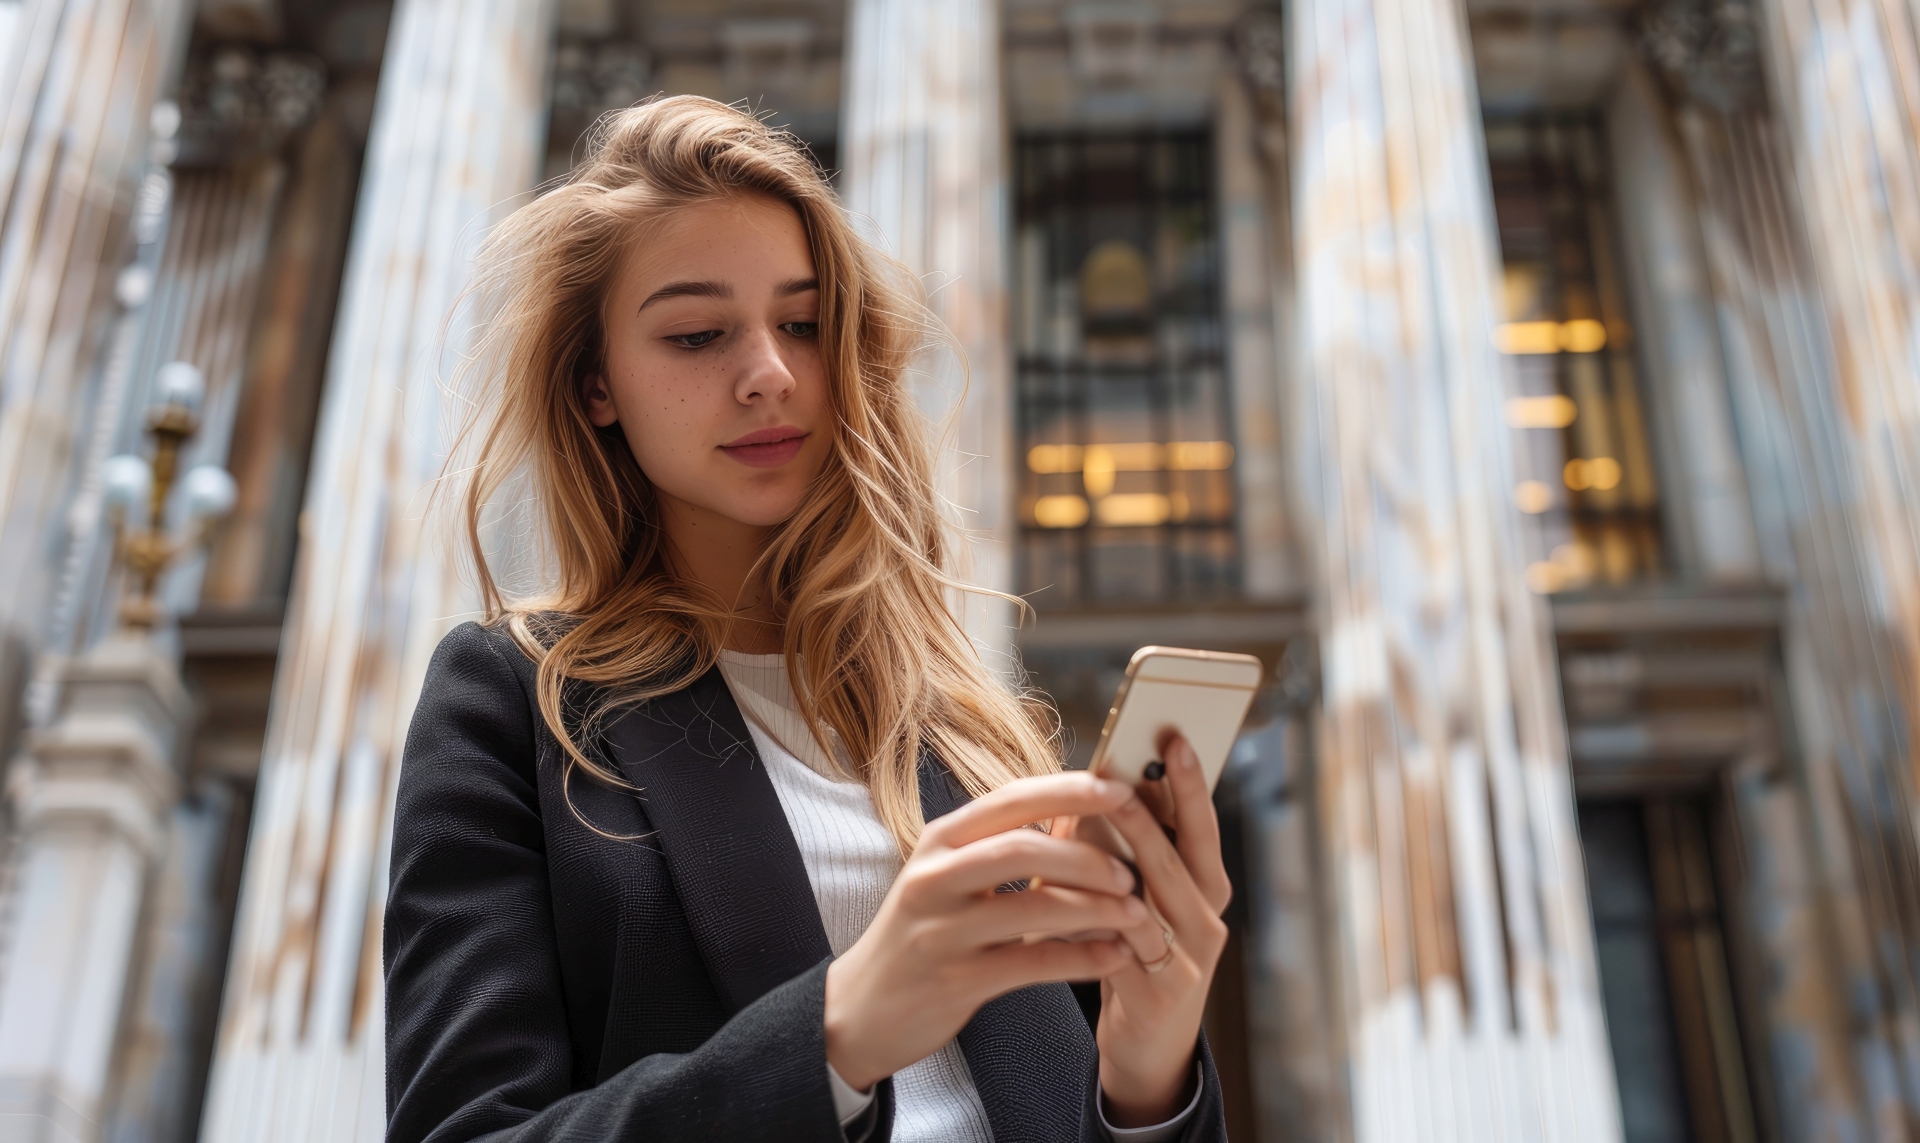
[1089,646,1262,780]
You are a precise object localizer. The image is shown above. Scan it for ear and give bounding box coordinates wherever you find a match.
[582,372,619,428]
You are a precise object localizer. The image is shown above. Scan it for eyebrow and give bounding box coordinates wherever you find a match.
[637,276,820,312]
[638,280,729,311]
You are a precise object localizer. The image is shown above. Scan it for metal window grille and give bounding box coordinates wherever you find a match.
[1487,114,1666,591]
[1013,131,1239,608]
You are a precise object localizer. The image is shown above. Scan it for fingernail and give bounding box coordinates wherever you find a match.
[1093,778,1130,800]
[1110,857,1134,889]
[1124,896,1149,921]
[1178,742,1197,769]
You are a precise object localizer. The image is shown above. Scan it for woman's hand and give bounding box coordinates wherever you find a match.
[823,772,1151,1092]
[1092,736,1233,1127]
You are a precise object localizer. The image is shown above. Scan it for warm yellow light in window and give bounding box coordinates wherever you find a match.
[1554,540,1599,579]
[1506,395,1578,428]
[1027,444,1084,474]
[1026,441,1233,474]
[1080,443,1168,497]
[1559,319,1608,353]
[1563,456,1622,492]
[1094,493,1171,526]
[1032,495,1090,528]
[1087,443,1164,470]
[1514,480,1553,513]
[1495,319,1610,355]
[1503,265,1544,324]
[1496,321,1561,355]
[1165,441,1234,470]
[1527,541,1599,593]
[1082,448,1117,497]
[1080,240,1153,317]
[1526,561,1566,593]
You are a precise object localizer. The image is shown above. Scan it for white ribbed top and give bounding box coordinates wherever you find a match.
[717,652,994,1143]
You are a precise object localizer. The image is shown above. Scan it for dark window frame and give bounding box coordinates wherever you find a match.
[1012,129,1242,610]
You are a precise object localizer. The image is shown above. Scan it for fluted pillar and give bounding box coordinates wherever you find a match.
[0,633,188,1142]
[0,0,193,742]
[838,0,1015,666]
[1760,0,1920,798]
[1607,64,1763,582]
[197,0,553,1135]
[1753,0,1920,1130]
[1287,0,1621,1133]
[1675,96,1913,1139]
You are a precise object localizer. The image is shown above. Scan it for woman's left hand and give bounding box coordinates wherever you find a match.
[1092,735,1233,1127]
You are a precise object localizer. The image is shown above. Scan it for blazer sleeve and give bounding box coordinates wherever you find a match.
[1081,1033,1228,1143]
[384,623,867,1143]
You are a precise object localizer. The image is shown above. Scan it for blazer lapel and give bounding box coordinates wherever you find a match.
[601,704,1094,1139]
[919,755,1099,1142]
[606,667,831,1014]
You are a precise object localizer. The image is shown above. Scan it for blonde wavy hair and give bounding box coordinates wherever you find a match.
[449,95,1059,854]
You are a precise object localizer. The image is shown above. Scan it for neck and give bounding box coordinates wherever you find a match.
[657,494,783,654]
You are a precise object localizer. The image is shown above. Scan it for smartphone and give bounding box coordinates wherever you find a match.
[1056,646,1264,869]
[1087,646,1265,791]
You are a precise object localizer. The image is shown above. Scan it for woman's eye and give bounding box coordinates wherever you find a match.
[667,329,723,348]
[780,322,818,338]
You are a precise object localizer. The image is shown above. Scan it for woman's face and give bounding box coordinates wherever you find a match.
[588,193,830,532]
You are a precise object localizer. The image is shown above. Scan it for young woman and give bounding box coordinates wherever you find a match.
[384,96,1233,1143]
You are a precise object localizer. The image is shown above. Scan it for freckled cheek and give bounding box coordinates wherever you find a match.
[626,358,728,431]
[791,357,831,417]
[611,361,722,482]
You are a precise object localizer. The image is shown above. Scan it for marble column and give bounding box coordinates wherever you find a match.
[0,632,189,1143]
[838,0,1016,669]
[1757,0,1920,894]
[1606,63,1764,583]
[1287,0,1621,1132]
[0,0,193,741]
[1746,0,1920,1130]
[196,0,553,1135]
[1658,51,1920,1134]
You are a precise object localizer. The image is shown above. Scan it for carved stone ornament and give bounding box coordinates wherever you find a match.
[174,45,327,167]
[548,36,652,154]
[1639,0,1763,113]
[1236,9,1286,101]
[550,38,652,120]
[1066,3,1158,87]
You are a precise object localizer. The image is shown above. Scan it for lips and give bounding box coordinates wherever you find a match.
[719,425,809,468]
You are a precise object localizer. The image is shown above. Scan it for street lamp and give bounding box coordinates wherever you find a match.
[100,361,237,627]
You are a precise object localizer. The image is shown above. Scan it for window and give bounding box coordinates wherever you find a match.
[1580,797,1762,1143]
[1013,132,1238,608]
[1487,116,1664,592]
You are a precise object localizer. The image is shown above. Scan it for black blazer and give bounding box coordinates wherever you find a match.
[384,622,1228,1142]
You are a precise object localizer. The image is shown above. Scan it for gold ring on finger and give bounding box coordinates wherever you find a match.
[1143,926,1177,973]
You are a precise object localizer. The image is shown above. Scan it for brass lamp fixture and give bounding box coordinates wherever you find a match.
[100,362,237,628]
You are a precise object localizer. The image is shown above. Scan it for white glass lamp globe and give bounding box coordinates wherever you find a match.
[154,361,206,413]
[181,464,237,521]
[101,454,153,527]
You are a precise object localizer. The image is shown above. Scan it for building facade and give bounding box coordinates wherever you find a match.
[0,0,1915,1140]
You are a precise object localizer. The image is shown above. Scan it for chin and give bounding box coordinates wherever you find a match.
[733,506,806,529]
[717,486,811,529]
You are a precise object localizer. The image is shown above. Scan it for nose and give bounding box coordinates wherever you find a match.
[733,323,798,406]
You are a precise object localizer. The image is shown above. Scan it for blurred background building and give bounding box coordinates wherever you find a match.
[0,0,1915,1139]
